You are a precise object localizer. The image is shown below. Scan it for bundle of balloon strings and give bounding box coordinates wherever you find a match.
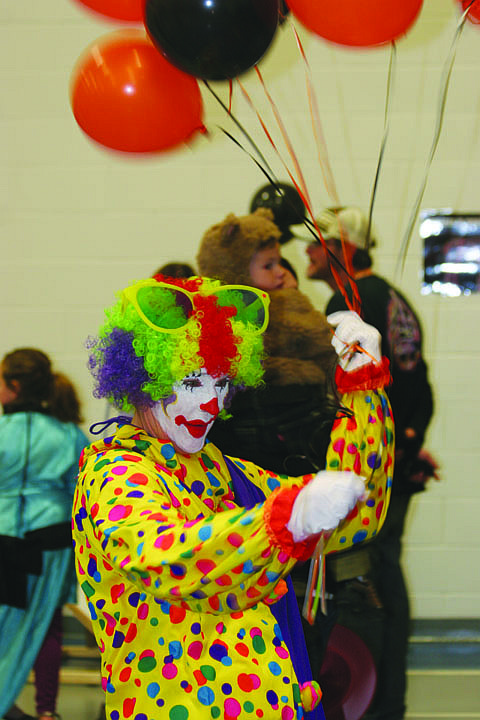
[303,534,327,625]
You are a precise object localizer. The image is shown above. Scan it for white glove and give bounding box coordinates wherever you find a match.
[327,310,382,371]
[286,470,366,543]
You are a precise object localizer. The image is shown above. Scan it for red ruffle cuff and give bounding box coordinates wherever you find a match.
[335,356,391,394]
[264,485,319,561]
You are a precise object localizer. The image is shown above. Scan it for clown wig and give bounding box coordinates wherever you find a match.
[87,276,268,412]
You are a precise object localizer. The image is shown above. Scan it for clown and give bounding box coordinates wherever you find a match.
[72,276,394,720]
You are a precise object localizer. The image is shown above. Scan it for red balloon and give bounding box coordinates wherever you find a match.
[70,31,205,153]
[287,0,423,47]
[460,0,480,24]
[72,0,145,22]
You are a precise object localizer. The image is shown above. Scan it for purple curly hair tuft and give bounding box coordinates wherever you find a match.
[87,328,154,409]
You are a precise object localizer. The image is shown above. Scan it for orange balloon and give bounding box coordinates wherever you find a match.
[70,31,205,153]
[287,0,423,47]
[72,0,145,22]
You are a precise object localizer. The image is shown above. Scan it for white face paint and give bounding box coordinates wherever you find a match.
[152,369,231,454]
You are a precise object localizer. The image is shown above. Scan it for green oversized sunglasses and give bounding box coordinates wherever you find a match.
[121,279,270,334]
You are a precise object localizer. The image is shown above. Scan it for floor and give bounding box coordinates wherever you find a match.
[13,620,480,720]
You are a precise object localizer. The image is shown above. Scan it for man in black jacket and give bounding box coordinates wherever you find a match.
[306,206,439,720]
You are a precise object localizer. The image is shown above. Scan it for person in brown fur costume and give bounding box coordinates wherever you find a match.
[197,209,342,676]
[197,208,336,475]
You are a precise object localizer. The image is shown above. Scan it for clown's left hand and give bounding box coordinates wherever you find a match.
[327,311,381,371]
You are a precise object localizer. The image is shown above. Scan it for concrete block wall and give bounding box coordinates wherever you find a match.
[1,0,479,617]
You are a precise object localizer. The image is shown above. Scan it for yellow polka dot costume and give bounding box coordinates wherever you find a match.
[73,277,394,720]
[73,392,392,719]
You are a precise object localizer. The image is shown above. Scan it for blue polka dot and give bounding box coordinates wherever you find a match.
[147,682,160,698]
[169,641,183,659]
[160,444,175,460]
[198,525,212,541]
[198,686,215,706]
[268,661,281,676]
[88,602,98,620]
[266,690,278,705]
[267,476,281,492]
[352,530,368,544]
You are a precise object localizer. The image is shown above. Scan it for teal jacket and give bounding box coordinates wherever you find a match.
[0,411,87,536]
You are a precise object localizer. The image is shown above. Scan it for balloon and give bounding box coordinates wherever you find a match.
[249,182,306,244]
[286,0,423,47]
[460,0,480,24]
[72,0,145,22]
[144,0,279,81]
[70,31,205,154]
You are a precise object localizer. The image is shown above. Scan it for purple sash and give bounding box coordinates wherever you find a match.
[225,456,325,720]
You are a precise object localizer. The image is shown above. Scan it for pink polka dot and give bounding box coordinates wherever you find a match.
[227,532,243,548]
[138,603,149,620]
[224,698,241,717]
[275,646,289,659]
[282,708,294,720]
[108,505,132,521]
[162,663,178,679]
[187,641,203,659]
[250,627,261,638]
[250,674,261,689]
[111,465,128,475]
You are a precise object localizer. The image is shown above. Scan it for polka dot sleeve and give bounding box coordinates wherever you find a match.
[73,453,299,615]
[323,387,394,554]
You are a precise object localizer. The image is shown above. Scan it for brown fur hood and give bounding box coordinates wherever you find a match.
[263,288,336,385]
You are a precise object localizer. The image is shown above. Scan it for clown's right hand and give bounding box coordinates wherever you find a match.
[286,471,366,543]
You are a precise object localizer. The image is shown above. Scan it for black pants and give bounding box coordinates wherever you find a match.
[365,493,411,720]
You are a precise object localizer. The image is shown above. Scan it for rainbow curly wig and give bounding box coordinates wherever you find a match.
[87,276,269,412]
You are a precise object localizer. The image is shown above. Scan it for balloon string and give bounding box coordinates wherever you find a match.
[303,534,326,625]
[206,76,359,312]
[235,76,311,213]
[216,126,282,189]
[202,80,278,182]
[237,74,359,313]
[245,69,313,210]
[395,3,472,278]
[366,42,396,252]
[291,25,340,205]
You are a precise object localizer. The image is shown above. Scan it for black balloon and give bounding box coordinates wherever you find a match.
[144,0,279,81]
[250,182,306,244]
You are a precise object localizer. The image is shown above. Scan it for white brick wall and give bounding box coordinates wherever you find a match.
[2,0,479,617]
